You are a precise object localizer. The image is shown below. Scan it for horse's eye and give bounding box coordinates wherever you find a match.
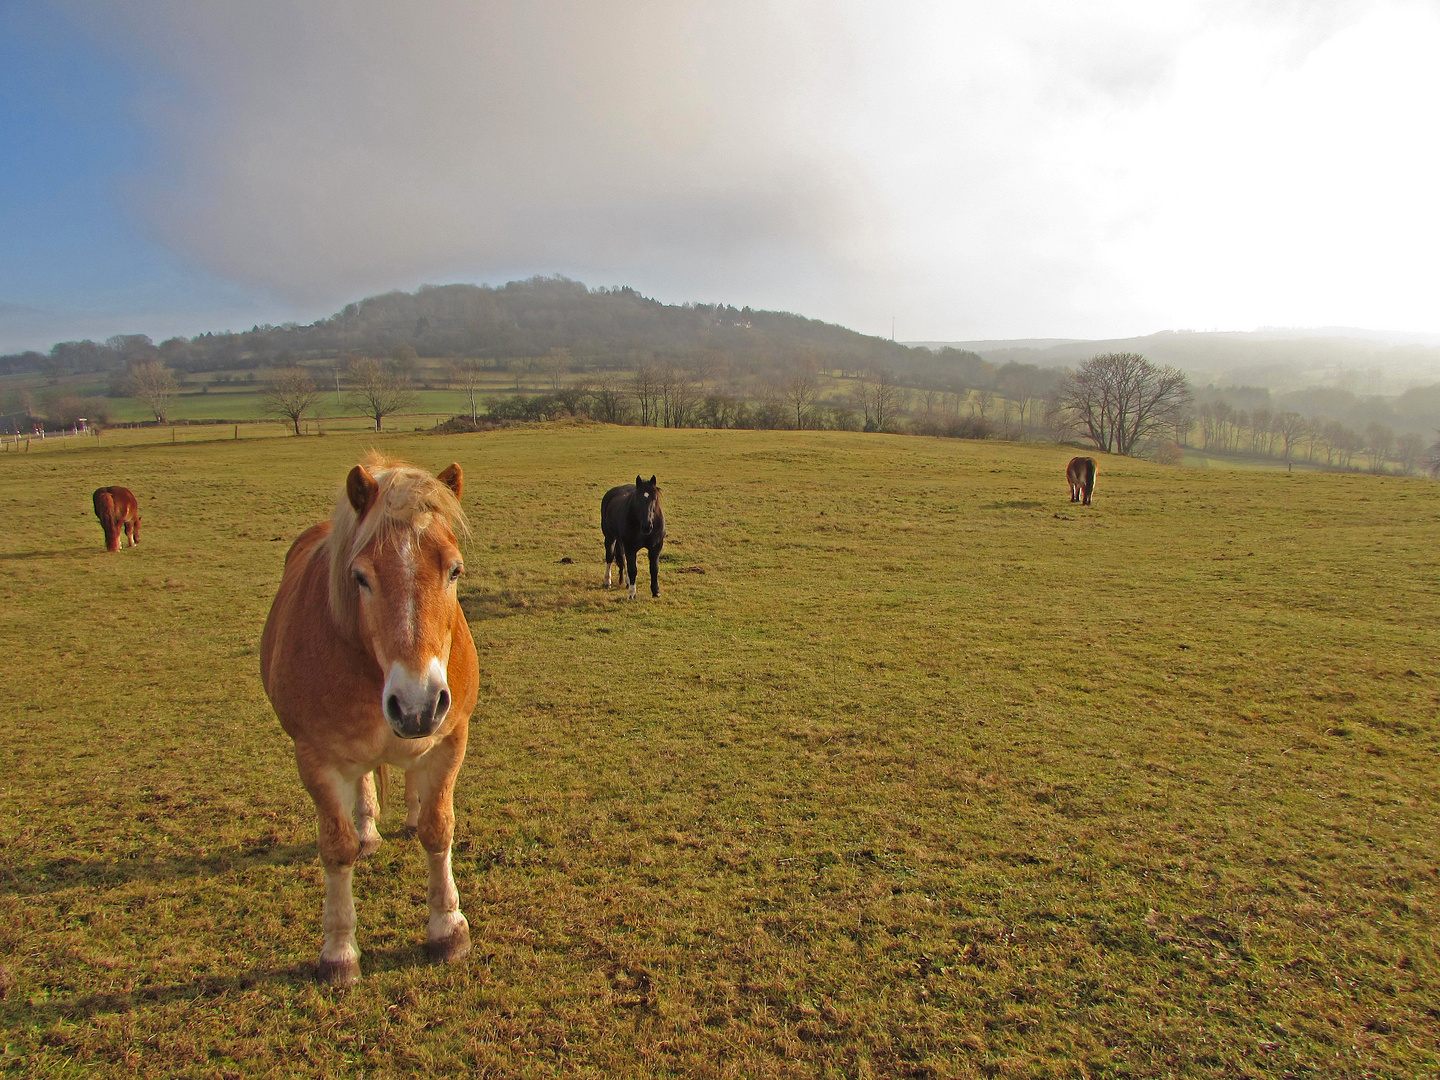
[449,564,464,582]
[354,570,371,591]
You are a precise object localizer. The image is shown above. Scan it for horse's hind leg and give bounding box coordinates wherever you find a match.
[404,770,421,831]
[604,536,616,588]
[409,739,471,965]
[354,771,382,858]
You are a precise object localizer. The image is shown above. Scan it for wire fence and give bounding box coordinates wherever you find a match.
[0,413,460,455]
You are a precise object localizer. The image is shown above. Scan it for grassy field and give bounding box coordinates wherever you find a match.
[0,424,1436,1078]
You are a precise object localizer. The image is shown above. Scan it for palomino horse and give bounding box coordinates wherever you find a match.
[602,475,665,598]
[92,486,140,551]
[1066,457,1097,505]
[260,454,478,984]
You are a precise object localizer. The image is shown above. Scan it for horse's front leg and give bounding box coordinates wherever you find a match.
[301,760,365,984]
[648,542,662,598]
[625,547,639,600]
[408,737,471,964]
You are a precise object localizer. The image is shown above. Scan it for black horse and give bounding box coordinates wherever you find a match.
[602,475,665,598]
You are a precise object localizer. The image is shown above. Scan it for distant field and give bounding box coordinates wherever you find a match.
[0,426,1436,1078]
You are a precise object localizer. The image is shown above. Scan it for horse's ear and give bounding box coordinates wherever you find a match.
[636,475,643,488]
[437,462,463,499]
[648,475,656,485]
[347,465,379,519]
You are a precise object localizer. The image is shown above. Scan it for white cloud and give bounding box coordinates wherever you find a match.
[57,0,1440,340]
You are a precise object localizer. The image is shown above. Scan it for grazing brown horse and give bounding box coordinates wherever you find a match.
[92,486,140,551]
[260,454,478,985]
[602,475,665,599]
[1066,457,1097,505]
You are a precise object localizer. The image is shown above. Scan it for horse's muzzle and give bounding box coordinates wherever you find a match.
[382,659,452,739]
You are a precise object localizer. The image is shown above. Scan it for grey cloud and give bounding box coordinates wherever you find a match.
[64,1,877,307]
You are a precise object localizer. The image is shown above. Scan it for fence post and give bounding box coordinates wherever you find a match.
[234,425,239,440]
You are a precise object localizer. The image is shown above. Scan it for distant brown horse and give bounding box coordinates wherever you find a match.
[92,486,140,551]
[1066,457,1097,505]
[260,454,478,984]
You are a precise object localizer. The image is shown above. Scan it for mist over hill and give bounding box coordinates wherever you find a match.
[914,329,1440,396]
[2,277,982,385]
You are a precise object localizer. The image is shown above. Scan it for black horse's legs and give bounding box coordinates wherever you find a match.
[648,543,661,597]
[604,537,616,588]
[625,548,640,599]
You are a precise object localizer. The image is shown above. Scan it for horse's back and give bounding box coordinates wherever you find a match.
[260,521,333,696]
[601,485,634,537]
[93,485,136,518]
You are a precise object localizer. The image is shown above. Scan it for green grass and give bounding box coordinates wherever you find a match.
[0,426,1436,1078]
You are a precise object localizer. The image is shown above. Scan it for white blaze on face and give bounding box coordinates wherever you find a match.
[383,655,451,732]
[397,533,417,646]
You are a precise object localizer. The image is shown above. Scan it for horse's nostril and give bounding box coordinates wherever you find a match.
[435,688,451,719]
[386,694,403,724]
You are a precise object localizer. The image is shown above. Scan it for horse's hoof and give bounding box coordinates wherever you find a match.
[426,923,472,965]
[317,957,361,986]
[357,834,382,858]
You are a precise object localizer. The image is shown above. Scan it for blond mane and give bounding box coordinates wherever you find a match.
[325,452,468,627]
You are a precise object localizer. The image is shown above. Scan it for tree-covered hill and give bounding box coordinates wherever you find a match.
[0,276,982,386]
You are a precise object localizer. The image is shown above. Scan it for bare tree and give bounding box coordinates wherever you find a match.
[543,348,572,390]
[1274,411,1307,464]
[854,366,904,432]
[1425,432,1440,477]
[1043,395,1076,442]
[1061,352,1190,457]
[970,389,995,420]
[632,366,660,426]
[128,359,179,423]
[448,358,485,424]
[1364,421,1394,472]
[660,367,699,428]
[346,356,417,431]
[263,367,322,434]
[1249,406,1273,455]
[591,375,632,424]
[553,377,592,416]
[1396,433,1424,475]
[512,356,538,392]
[784,362,820,430]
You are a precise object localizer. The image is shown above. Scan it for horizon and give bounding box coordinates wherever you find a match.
[4,3,1439,352]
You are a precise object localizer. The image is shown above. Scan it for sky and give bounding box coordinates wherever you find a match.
[3,0,1439,352]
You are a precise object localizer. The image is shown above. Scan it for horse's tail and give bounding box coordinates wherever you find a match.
[374,763,391,812]
[94,491,119,549]
[1085,458,1096,489]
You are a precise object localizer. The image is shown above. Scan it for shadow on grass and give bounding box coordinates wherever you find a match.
[460,586,610,620]
[0,547,99,560]
[1,943,443,1024]
[0,841,318,897]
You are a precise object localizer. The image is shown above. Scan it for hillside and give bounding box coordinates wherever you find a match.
[917,328,1440,395]
[1,276,981,385]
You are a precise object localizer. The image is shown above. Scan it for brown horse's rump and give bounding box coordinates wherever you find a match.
[1066,457,1097,506]
[92,486,140,551]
